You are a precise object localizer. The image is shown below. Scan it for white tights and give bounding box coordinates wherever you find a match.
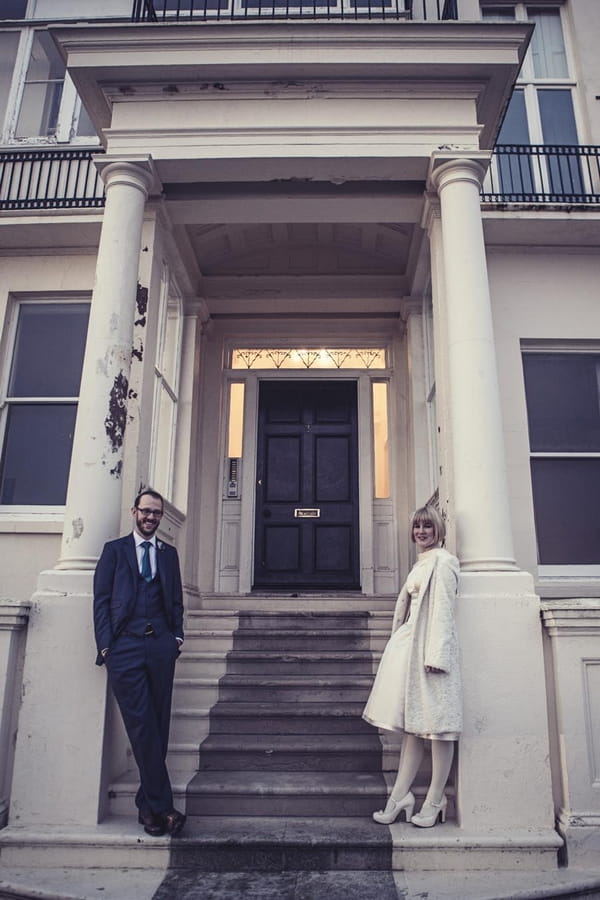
[390,733,455,806]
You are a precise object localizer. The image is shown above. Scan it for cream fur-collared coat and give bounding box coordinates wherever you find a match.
[364,547,462,738]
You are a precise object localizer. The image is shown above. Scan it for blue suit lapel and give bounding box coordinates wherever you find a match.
[156,541,171,609]
[125,533,138,580]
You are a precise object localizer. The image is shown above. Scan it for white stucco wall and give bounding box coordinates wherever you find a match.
[0,252,97,600]
[487,242,600,578]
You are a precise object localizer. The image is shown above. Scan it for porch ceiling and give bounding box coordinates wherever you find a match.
[162,177,423,312]
[185,221,409,276]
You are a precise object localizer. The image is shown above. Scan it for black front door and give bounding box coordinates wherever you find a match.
[254,380,360,590]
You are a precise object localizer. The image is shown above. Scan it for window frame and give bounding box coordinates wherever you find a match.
[0,24,99,145]
[482,2,581,144]
[522,344,600,577]
[481,2,586,197]
[0,295,90,517]
[149,268,183,503]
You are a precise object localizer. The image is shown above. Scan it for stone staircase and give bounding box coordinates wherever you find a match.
[0,595,566,884]
[110,596,399,872]
[185,609,388,821]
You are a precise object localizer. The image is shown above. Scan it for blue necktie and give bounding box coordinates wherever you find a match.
[141,541,153,582]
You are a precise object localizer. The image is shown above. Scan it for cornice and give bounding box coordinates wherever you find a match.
[541,598,600,636]
[51,21,533,59]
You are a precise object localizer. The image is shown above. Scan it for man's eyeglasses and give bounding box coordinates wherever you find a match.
[137,508,163,518]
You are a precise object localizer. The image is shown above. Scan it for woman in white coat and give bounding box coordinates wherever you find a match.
[363,504,461,828]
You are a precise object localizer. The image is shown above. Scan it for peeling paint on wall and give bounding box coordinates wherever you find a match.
[71,518,84,539]
[110,460,123,478]
[132,343,143,362]
[135,283,148,327]
[104,371,129,472]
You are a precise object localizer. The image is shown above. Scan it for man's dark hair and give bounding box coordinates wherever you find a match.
[134,488,164,509]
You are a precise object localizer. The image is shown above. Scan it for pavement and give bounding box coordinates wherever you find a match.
[2,864,600,899]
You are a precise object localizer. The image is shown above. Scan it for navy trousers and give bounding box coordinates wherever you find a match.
[105,629,179,815]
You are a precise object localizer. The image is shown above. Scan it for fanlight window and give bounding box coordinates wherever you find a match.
[231,348,386,370]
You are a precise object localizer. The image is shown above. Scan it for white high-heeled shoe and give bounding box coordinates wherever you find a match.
[410,794,447,828]
[372,791,415,824]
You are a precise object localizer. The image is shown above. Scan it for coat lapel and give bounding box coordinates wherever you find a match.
[156,541,172,612]
[125,533,138,581]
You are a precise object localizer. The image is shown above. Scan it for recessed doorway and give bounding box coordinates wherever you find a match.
[253,380,360,590]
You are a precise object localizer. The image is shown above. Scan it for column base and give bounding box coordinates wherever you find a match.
[8,570,108,828]
[455,571,561,859]
[557,811,600,869]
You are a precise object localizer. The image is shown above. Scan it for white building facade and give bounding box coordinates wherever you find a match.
[0,0,599,876]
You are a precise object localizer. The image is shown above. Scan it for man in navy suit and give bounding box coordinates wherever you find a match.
[93,488,186,837]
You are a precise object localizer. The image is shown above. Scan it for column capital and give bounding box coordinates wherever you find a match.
[93,154,160,197]
[427,152,491,194]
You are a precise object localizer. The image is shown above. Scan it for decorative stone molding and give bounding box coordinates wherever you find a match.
[541,599,600,867]
[0,599,31,828]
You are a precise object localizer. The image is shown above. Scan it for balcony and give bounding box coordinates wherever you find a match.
[1,145,599,212]
[481,144,600,206]
[131,0,458,22]
[0,148,104,211]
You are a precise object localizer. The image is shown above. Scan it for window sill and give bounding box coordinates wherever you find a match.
[0,508,64,533]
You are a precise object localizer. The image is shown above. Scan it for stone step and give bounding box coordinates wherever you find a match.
[200,674,373,703]
[208,701,372,734]
[196,593,396,613]
[163,815,393,872]
[222,650,377,675]
[229,630,375,651]
[170,707,211,743]
[181,626,389,653]
[0,816,395,873]
[167,743,201,772]
[0,816,562,874]
[220,611,380,630]
[172,677,221,707]
[182,630,236,652]
[197,733,382,772]
[176,651,229,678]
[185,771,388,817]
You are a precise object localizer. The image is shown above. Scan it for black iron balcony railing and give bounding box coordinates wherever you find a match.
[0,148,105,211]
[2,144,599,212]
[132,0,458,22]
[481,144,600,205]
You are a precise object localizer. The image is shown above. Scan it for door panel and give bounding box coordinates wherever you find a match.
[254,380,360,590]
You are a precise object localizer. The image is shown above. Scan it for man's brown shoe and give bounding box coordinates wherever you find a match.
[138,811,166,837]
[164,809,186,836]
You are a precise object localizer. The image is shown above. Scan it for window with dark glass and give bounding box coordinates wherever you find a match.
[0,302,89,505]
[522,353,600,565]
[483,4,582,197]
[0,1,28,19]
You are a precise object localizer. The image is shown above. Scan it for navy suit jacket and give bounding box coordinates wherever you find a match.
[93,533,184,666]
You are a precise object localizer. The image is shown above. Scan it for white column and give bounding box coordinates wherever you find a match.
[430,158,517,572]
[422,158,559,867]
[57,159,155,570]
[7,159,156,831]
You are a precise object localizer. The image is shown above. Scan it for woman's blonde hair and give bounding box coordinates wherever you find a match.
[410,504,446,546]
